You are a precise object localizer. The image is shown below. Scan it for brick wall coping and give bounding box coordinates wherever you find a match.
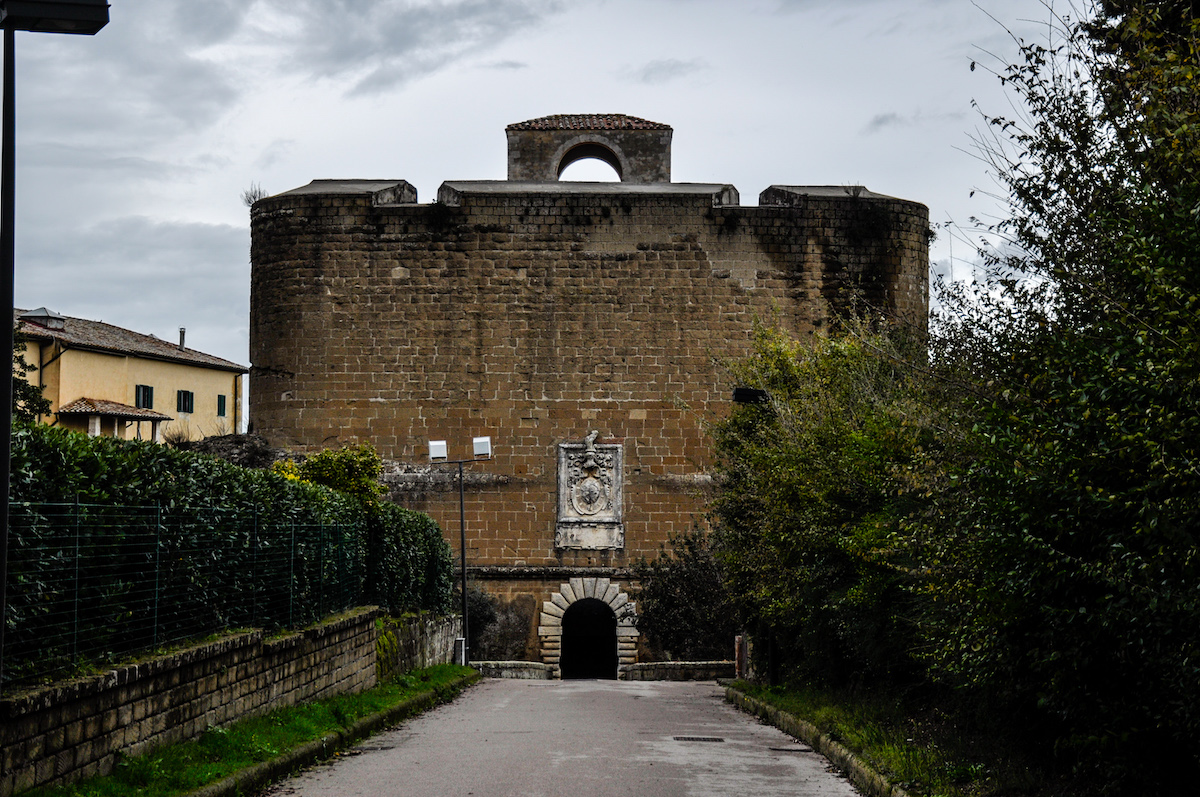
[276,180,411,196]
[0,632,260,720]
[261,606,382,653]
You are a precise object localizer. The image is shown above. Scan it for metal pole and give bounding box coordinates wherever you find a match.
[152,503,161,648]
[458,460,468,665]
[251,505,258,626]
[0,25,15,688]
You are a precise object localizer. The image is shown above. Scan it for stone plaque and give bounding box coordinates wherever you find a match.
[556,431,623,549]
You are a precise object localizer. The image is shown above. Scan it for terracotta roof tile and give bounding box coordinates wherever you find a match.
[57,398,172,421]
[506,114,671,132]
[14,309,246,373]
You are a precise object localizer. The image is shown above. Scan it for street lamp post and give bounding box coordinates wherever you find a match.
[428,436,492,666]
[0,0,108,687]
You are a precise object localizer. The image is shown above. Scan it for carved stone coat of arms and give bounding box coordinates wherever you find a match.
[556,431,623,549]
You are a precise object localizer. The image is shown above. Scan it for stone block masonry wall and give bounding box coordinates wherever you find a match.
[251,186,926,565]
[0,607,380,796]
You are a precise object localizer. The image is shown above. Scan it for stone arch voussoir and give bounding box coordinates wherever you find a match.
[538,577,638,677]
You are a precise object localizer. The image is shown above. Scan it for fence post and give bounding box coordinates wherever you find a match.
[72,498,81,663]
[153,502,162,648]
[251,505,258,627]
[289,520,295,629]
[318,521,325,619]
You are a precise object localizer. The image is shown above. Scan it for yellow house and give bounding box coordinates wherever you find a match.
[15,307,247,442]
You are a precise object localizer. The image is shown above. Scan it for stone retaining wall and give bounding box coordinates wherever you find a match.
[620,661,735,681]
[376,613,463,682]
[0,607,381,796]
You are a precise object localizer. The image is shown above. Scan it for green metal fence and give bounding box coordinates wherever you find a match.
[2,501,365,692]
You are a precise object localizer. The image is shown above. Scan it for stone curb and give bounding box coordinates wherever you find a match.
[723,686,911,797]
[186,672,481,797]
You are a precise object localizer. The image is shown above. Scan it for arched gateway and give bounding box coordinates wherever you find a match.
[539,577,637,678]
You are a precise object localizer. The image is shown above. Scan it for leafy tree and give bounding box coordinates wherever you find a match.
[12,325,50,422]
[710,320,936,686]
[632,528,739,661]
[924,2,1200,788]
[711,4,1200,790]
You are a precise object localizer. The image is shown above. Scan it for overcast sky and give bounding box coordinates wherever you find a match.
[11,0,1057,368]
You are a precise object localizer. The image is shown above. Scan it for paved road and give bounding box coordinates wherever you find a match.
[262,679,861,797]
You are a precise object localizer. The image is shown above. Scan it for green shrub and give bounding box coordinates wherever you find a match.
[4,424,452,687]
[632,528,738,661]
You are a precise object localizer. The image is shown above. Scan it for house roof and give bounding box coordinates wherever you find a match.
[506,114,671,132]
[57,397,172,421]
[14,309,247,373]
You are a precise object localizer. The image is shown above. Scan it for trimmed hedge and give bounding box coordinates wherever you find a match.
[3,422,453,686]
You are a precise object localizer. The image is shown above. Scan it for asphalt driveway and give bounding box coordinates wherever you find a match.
[262,679,861,797]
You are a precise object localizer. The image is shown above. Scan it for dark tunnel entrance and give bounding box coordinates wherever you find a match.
[559,598,618,679]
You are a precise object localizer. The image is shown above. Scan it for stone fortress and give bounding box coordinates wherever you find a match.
[249,114,929,677]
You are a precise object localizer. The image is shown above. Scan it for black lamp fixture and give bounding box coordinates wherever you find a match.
[1,0,109,34]
[732,387,770,404]
[0,0,107,688]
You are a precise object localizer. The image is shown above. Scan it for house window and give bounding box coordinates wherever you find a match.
[135,384,154,409]
[176,390,194,414]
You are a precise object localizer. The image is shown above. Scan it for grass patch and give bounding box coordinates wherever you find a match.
[734,681,1059,797]
[26,664,475,797]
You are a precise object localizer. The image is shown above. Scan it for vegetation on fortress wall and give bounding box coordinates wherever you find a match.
[710,3,1200,793]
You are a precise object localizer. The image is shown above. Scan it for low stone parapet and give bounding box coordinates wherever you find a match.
[619,661,735,681]
[473,661,556,680]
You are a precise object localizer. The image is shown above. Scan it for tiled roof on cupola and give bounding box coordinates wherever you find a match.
[506,114,672,131]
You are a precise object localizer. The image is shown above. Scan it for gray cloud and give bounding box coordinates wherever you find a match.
[862,109,966,134]
[23,143,178,179]
[171,0,252,47]
[252,0,562,96]
[253,139,298,171]
[20,2,239,146]
[16,217,250,363]
[632,58,707,85]
[864,112,905,133]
